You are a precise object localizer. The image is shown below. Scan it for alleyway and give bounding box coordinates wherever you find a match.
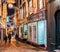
[0,40,47,52]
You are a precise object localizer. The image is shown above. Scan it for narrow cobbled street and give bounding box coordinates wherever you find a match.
[0,40,47,52]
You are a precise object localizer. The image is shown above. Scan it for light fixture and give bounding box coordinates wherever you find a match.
[8,3,13,9]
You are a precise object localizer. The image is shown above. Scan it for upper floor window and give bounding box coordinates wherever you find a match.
[20,7,23,19]
[38,0,43,9]
[28,0,33,14]
[28,0,32,7]
[23,3,26,18]
[20,0,22,5]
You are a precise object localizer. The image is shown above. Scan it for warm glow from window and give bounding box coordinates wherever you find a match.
[20,7,23,19]
[39,0,43,9]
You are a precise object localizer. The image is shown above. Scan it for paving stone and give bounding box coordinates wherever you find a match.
[0,41,48,52]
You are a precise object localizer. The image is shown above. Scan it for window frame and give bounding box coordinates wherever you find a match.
[20,7,23,19]
[38,0,44,10]
[23,3,26,18]
[28,0,33,15]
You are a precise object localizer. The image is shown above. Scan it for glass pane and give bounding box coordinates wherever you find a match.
[20,7,23,19]
[29,0,32,7]
[39,0,43,9]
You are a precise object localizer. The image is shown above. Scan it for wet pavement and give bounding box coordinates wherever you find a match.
[0,40,47,52]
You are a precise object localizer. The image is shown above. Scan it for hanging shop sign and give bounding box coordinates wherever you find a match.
[27,10,46,23]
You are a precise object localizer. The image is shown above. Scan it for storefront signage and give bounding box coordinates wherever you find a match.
[27,10,46,23]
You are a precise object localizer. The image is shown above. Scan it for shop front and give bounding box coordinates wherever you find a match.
[23,24,28,33]
[28,22,37,43]
[27,10,47,47]
[19,24,24,39]
[23,24,28,40]
[37,20,47,47]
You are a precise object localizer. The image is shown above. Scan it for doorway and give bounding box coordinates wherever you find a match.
[55,10,60,49]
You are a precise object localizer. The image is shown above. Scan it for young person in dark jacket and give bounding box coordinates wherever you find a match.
[4,35,7,45]
[8,32,12,44]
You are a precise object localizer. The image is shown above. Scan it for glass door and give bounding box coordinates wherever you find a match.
[32,22,37,43]
[28,26,32,41]
[32,25,37,43]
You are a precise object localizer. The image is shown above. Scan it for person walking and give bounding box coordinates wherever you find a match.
[8,32,11,44]
[15,34,19,44]
[4,35,7,45]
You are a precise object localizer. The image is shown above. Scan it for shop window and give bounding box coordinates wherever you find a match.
[38,0,44,9]
[7,16,10,22]
[29,26,32,40]
[33,26,37,41]
[22,0,25,2]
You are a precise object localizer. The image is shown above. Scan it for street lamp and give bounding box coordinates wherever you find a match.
[8,3,13,9]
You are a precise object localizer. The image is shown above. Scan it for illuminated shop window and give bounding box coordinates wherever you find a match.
[7,16,10,22]
[20,7,23,19]
[38,0,43,9]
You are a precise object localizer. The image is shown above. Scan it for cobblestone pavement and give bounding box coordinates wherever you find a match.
[0,40,48,52]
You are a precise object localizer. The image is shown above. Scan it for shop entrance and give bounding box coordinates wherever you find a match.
[28,22,37,43]
[55,10,60,49]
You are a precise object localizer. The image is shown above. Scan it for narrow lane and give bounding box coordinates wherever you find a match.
[0,41,47,52]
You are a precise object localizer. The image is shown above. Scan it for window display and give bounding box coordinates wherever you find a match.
[19,25,24,39]
[38,20,46,45]
[32,22,37,43]
[7,16,10,22]
[24,24,28,33]
[28,23,33,41]
[23,24,28,40]
[28,22,37,43]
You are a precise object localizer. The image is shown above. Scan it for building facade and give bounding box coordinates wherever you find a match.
[47,0,60,51]
[18,0,47,49]
[0,0,17,40]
